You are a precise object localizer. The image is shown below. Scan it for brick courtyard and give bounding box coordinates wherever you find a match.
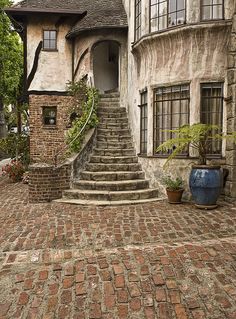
[0,178,236,319]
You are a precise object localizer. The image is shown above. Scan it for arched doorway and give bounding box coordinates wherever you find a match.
[93,41,119,93]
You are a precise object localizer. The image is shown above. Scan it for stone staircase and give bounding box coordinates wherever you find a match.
[59,93,159,205]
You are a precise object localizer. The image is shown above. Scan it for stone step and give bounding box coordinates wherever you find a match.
[96,141,133,149]
[80,171,145,181]
[98,112,127,118]
[90,156,138,164]
[73,179,149,191]
[98,107,126,113]
[85,163,141,172]
[63,188,159,201]
[97,129,131,136]
[99,117,128,124]
[98,123,129,130]
[98,102,120,108]
[97,135,132,142]
[100,93,120,98]
[55,198,162,206]
[93,148,136,156]
[99,97,120,102]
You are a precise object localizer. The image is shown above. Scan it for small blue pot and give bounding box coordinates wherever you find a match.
[189,165,223,209]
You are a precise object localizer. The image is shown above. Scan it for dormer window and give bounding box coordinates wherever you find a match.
[201,0,224,21]
[43,30,57,51]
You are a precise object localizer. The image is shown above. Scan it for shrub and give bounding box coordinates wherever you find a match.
[2,159,25,182]
[66,83,99,153]
[0,133,30,167]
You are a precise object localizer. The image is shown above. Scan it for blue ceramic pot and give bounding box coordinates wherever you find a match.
[189,165,223,209]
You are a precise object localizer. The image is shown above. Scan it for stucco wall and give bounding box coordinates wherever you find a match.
[27,16,72,92]
[122,0,235,197]
[74,29,128,108]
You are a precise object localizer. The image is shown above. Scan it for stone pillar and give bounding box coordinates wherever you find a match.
[225,9,236,199]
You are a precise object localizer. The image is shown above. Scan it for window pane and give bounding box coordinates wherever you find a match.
[213,5,223,19]
[140,91,148,154]
[44,31,50,40]
[43,40,50,49]
[154,84,190,155]
[177,0,185,10]
[201,83,223,155]
[50,31,56,40]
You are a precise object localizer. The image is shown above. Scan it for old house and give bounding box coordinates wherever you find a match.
[5,0,236,203]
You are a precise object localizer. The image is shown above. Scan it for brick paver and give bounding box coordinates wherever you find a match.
[0,179,236,318]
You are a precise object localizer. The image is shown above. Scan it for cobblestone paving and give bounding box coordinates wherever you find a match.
[0,180,236,318]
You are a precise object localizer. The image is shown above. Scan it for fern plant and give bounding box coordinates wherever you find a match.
[156,123,236,166]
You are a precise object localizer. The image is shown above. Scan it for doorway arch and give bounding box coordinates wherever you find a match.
[93,41,120,93]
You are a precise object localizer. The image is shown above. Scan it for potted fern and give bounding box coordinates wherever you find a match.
[156,124,236,209]
[162,176,184,204]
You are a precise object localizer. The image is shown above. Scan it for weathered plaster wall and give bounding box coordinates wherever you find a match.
[74,29,128,108]
[122,0,235,197]
[27,17,72,92]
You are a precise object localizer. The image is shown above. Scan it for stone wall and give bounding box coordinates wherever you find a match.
[225,6,236,199]
[29,94,74,163]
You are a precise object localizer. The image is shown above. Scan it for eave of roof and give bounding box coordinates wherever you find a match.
[66,25,128,38]
[5,7,86,17]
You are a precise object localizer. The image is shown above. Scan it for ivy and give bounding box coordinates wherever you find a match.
[66,81,99,153]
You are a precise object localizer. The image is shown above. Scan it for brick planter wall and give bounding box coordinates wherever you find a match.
[28,129,97,203]
[226,8,236,199]
[29,163,71,203]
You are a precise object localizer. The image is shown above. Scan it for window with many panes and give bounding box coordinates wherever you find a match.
[135,0,142,41]
[150,0,186,33]
[139,90,148,154]
[201,83,224,156]
[43,30,57,50]
[201,0,224,21]
[154,84,190,155]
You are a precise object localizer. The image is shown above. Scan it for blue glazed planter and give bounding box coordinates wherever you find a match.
[189,165,223,209]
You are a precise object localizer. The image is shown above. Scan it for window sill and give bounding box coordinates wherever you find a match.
[42,49,58,52]
[138,154,225,161]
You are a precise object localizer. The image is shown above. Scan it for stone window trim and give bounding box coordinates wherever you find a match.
[42,29,58,52]
[42,106,58,128]
[135,0,142,41]
[138,89,148,155]
[200,0,224,22]
[149,0,187,34]
[153,83,190,157]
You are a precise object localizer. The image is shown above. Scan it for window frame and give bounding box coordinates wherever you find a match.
[200,0,224,21]
[200,82,224,157]
[153,83,190,157]
[135,0,142,41]
[139,89,148,155]
[42,29,58,51]
[149,0,187,34]
[42,106,57,126]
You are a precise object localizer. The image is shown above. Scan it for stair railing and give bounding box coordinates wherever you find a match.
[53,76,95,167]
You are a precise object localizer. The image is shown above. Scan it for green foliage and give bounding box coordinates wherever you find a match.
[0,0,23,105]
[66,82,99,153]
[0,133,30,167]
[2,159,25,182]
[162,176,184,190]
[156,123,236,166]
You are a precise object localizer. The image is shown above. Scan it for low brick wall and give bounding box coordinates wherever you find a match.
[29,163,71,203]
[29,129,96,203]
